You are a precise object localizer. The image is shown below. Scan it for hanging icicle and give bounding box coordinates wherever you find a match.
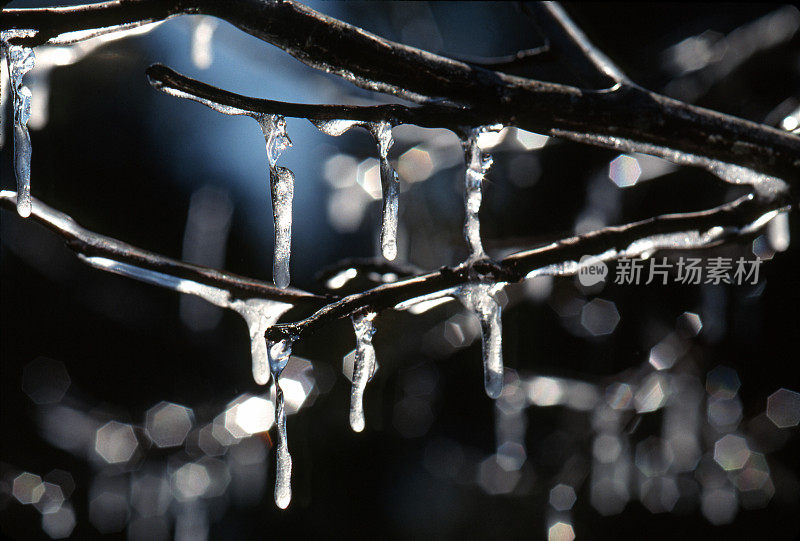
[2,34,36,218]
[311,118,400,261]
[267,337,295,509]
[349,311,378,432]
[367,121,400,261]
[455,282,506,399]
[257,114,294,289]
[460,125,502,261]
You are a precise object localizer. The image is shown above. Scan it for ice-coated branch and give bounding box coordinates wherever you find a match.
[4,1,800,185]
[146,64,481,129]
[267,193,791,342]
[0,191,327,307]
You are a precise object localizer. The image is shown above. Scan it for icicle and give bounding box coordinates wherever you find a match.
[267,338,295,509]
[310,118,400,260]
[368,121,400,261]
[2,38,36,217]
[456,282,505,399]
[71,254,293,386]
[460,126,501,260]
[257,114,294,288]
[349,311,377,432]
[270,166,294,290]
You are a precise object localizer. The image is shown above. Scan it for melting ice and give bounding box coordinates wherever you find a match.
[349,311,378,432]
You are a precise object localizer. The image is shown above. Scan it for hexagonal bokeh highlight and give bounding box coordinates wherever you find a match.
[13,472,44,504]
[549,483,577,511]
[95,421,138,464]
[714,434,751,471]
[766,388,800,428]
[706,366,740,399]
[548,521,576,541]
[580,298,620,336]
[41,503,76,539]
[145,401,194,448]
[22,357,70,405]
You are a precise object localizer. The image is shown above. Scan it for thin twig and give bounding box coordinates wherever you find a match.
[0,191,328,307]
[266,194,790,341]
[146,64,481,129]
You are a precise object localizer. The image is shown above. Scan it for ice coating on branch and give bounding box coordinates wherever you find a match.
[267,338,294,508]
[270,167,294,290]
[461,126,501,260]
[311,118,361,137]
[349,312,378,432]
[456,282,505,398]
[555,132,789,199]
[73,255,292,386]
[368,121,400,260]
[257,115,294,288]
[2,40,36,217]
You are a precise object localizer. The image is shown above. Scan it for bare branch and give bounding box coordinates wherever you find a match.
[0,191,327,307]
[521,1,629,87]
[267,194,790,341]
[4,1,800,184]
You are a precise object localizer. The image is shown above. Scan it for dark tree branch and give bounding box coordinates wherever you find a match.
[521,1,628,87]
[0,191,328,307]
[146,64,482,129]
[267,194,791,342]
[2,190,788,346]
[3,0,800,186]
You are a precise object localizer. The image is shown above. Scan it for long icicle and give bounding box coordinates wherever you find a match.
[267,337,295,509]
[349,311,378,432]
[368,121,400,261]
[460,125,502,260]
[2,36,36,218]
[257,114,293,289]
[311,118,401,261]
[456,282,505,399]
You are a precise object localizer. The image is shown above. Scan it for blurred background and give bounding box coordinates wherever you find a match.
[1,1,799,539]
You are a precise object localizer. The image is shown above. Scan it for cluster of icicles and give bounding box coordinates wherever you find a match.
[7,30,786,512]
[254,121,507,508]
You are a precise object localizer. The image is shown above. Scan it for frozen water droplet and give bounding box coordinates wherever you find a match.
[349,311,378,432]
[270,166,294,289]
[3,40,36,217]
[461,126,501,260]
[368,121,400,261]
[311,118,361,137]
[456,282,505,398]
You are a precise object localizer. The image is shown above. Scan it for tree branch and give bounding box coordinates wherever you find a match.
[146,64,481,129]
[0,191,327,307]
[266,194,791,342]
[4,1,800,186]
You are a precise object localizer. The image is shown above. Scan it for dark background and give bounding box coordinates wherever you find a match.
[1,2,799,539]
